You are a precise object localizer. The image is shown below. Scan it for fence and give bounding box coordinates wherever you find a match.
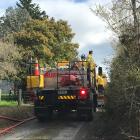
[0,89,34,105]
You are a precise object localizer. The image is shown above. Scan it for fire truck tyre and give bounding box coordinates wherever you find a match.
[93,94,97,112]
[77,109,93,121]
[86,109,93,121]
[45,108,53,120]
[77,109,83,121]
[93,105,97,112]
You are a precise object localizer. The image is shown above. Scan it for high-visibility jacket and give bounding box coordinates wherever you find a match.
[103,75,107,87]
[97,75,104,86]
[86,54,96,71]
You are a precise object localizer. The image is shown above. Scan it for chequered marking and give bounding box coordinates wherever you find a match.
[67,96,71,99]
[58,95,76,100]
[63,96,67,99]
[71,96,74,99]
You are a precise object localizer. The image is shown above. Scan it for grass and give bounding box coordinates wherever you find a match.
[0,100,18,106]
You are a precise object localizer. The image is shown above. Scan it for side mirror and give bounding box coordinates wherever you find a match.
[98,67,102,76]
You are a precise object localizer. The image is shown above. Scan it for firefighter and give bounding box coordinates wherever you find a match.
[86,50,96,86]
[86,50,96,71]
[86,51,97,111]
[81,54,86,61]
[97,75,104,93]
[97,67,105,94]
[81,51,96,69]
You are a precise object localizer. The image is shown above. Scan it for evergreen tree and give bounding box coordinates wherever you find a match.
[14,18,79,66]
[16,0,47,19]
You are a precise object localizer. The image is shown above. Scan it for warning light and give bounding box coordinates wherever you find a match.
[79,88,88,99]
[80,89,86,95]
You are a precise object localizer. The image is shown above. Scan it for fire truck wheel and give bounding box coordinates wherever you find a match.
[77,108,93,121]
[77,110,83,121]
[86,109,93,121]
[45,108,53,120]
[93,105,97,112]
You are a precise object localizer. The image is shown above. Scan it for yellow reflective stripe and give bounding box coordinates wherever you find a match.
[58,96,63,99]
[60,96,63,99]
[58,95,76,100]
[67,96,71,99]
[39,96,44,100]
[71,96,74,99]
[64,96,67,99]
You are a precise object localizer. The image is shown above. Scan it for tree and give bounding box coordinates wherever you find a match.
[14,18,79,66]
[16,0,47,19]
[0,41,21,79]
[49,19,79,63]
[92,0,140,138]
[0,7,30,39]
[13,18,79,89]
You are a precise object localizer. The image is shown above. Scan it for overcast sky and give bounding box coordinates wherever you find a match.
[0,0,114,71]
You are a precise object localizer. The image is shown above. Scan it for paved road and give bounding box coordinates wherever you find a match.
[1,112,100,140]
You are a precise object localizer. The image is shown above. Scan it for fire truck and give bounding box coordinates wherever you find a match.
[27,60,106,121]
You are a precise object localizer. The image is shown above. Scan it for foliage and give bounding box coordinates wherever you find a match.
[0,41,21,79]
[0,7,30,39]
[14,18,79,67]
[0,6,31,86]
[16,0,47,19]
[93,0,140,138]
[0,0,79,89]
[12,18,78,89]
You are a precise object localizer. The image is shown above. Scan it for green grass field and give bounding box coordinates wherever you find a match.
[0,101,18,106]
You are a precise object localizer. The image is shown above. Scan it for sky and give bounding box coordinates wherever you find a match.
[0,0,114,73]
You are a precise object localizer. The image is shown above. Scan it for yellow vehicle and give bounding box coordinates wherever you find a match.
[31,60,98,121]
[26,58,107,120]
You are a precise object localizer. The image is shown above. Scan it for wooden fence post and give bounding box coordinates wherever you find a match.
[18,89,22,106]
